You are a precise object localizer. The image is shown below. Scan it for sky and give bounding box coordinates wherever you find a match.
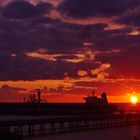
[0,0,140,103]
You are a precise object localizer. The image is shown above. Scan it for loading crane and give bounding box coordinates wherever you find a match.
[24,88,47,103]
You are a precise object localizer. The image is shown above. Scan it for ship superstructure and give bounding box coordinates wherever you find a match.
[83,92,108,105]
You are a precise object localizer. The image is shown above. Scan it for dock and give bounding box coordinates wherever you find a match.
[0,114,140,137]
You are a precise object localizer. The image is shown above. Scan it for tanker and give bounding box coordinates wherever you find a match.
[0,91,117,116]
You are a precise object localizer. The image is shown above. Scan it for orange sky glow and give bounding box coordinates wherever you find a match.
[0,79,140,103]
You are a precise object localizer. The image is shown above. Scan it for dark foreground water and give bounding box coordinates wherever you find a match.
[25,125,140,140]
[0,115,139,140]
[0,103,140,140]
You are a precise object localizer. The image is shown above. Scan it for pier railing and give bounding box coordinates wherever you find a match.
[0,114,140,137]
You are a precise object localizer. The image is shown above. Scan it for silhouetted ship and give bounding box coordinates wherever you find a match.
[0,90,117,116]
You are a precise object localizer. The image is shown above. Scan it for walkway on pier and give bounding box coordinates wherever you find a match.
[0,114,140,137]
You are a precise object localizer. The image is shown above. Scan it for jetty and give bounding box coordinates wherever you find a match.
[0,114,139,137]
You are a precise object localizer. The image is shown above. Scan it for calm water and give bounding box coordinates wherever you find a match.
[0,103,140,140]
[25,125,140,140]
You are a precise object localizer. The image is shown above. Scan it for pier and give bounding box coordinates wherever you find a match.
[0,114,140,137]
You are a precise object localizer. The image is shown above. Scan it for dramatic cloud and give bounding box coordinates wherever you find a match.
[115,7,140,27]
[58,0,140,18]
[0,52,103,80]
[2,0,53,19]
[0,0,140,102]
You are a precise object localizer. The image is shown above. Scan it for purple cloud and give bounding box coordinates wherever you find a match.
[58,0,140,18]
[2,0,53,19]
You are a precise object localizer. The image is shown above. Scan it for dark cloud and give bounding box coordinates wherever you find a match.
[32,16,60,25]
[0,84,26,102]
[58,0,140,18]
[2,0,53,19]
[115,7,140,27]
[0,0,140,83]
[0,11,138,81]
[0,17,76,53]
[96,43,140,79]
[0,11,116,55]
[0,53,100,81]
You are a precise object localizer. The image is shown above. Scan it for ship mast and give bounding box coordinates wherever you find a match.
[36,88,41,104]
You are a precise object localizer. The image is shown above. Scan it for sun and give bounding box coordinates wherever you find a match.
[130,96,138,104]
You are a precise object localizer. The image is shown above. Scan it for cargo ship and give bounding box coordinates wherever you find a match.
[0,90,117,116]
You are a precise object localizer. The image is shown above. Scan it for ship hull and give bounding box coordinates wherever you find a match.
[0,103,117,116]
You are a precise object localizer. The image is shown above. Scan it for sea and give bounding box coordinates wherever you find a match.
[0,103,140,140]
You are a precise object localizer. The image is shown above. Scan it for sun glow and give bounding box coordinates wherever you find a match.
[130,96,138,104]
